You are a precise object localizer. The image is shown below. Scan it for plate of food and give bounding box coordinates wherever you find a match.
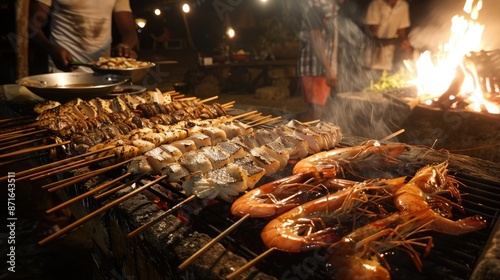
[72,57,155,83]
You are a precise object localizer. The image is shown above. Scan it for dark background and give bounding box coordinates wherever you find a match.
[1,0,499,84]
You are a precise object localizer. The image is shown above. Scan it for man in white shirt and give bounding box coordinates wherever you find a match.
[364,0,411,72]
[30,0,138,72]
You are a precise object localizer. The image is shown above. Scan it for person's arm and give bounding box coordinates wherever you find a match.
[113,11,138,58]
[304,7,337,88]
[308,29,337,88]
[29,1,74,71]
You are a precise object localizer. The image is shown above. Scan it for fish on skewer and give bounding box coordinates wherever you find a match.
[121,120,342,201]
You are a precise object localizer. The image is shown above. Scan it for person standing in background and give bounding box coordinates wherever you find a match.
[298,0,344,122]
[29,0,138,72]
[363,0,411,79]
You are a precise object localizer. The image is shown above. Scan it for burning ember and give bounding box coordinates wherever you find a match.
[409,0,500,114]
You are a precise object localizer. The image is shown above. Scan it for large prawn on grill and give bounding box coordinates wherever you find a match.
[230,140,406,218]
[260,177,408,253]
[391,160,487,235]
[323,209,437,280]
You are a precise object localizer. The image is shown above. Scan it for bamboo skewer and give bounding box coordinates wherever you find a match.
[241,112,262,122]
[128,194,196,238]
[43,159,132,192]
[93,175,143,200]
[0,137,49,152]
[0,129,48,143]
[46,172,133,215]
[28,154,116,182]
[0,126,39,138]
[38,174,168,245]
[225,247,276,280]
[380,129,405,142]
[0,152,49,168]
[178,213,251,271]
[0,140,70,160]
[228,110,258,121]
[245,115,272,126]
[221,101,236,109]
[199,96,219,103]
[0,146,114,182]
[249,116,281,127]
[0,122,40,135]
[0,115,35,124]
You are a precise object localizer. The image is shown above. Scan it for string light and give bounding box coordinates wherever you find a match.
[182,3,190,13]
[154,8,161,16]
[135,18,147,29]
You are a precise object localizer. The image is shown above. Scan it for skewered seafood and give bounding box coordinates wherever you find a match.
[231,141,406,218]
[180,121,342,201]
[118,120,342,201]
[85,118,252,164]
[39,97,226,138]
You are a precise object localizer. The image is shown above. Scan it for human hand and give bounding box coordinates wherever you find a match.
[400,38,410,49]
[48,45,74,72]
[326,71,338,88]
[114,43,137,59]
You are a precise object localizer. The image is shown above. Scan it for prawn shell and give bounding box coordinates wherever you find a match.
[292,143,406,175]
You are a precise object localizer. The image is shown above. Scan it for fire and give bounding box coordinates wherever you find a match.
[412,0,499,114]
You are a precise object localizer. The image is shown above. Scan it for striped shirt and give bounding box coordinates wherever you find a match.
[298,0,339,77]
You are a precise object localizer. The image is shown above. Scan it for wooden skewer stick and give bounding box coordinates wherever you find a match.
[177,96,198,101]
[200,96,219,103]
[0,122,39,135]
[29,154,115,182]
[0,146,114,182]
[228,110,259,121]
[178,213,251,271]
[0,153,48,168]
[245,115,272,126]
[46,172,133,215]
[43,158,132,192]
[25,158,88,181]
[93,175,143,200]
[0,140,70,160]
[0,115,35,124]
[0,126,38,138]
[38,174,168,245]
[225,247,276,280]
[380,129,405,142]
[128,194,196,238]
[241,112,262,122]
[250,116,281,127]
[172,94,185,99]
[303,120,321,125]
[0,137,48,152]
[0,129,47,143]
[221,101,236,109]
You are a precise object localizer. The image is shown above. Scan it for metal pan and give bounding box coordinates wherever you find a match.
[17,72,129,102]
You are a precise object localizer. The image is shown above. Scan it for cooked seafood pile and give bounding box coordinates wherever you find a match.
[92,56,153,69]
[11,86,489,279]
[229,144,488,279]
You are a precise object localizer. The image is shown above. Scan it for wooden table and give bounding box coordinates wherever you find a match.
[197,59,297,92]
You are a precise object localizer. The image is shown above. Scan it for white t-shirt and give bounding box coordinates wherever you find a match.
[36,0,132,72]
[363,0,410,70]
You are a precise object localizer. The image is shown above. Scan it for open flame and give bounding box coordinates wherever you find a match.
[411,0,499,114]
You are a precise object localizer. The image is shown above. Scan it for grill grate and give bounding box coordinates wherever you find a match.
[142,165,500,280]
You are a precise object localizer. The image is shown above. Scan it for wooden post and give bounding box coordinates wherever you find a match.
[16,0,29,79]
